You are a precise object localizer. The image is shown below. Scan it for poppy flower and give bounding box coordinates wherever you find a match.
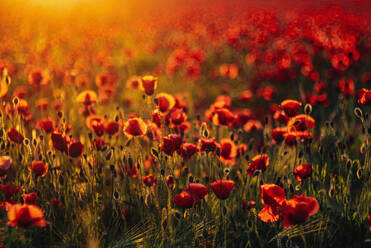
[155,93,176,113]
[6,128,24,143]
[67,139,84,158]
[210,180,234,199]
[242,200,256,211]
[273,110,289,124]
[230,109,252,128]
[212,108,235,126]
[123,118,147,138]
[161,134,183,156]
[280,100,302,117]
[172,121,191,134]
[7,204,46,227]
[288,114,315,131]
[243,120,263,133]
[126,76,141,89]
[280,194,319,228]
[294,164,312,181]
[358,88,371,106]
[238,90,253,103]
[86,115,105,137]
[140,75,158,96]
[187,183,209,204]
[28,69,49,87]
[143,174,156,187]
[199,138,219,154]
[337,78,354,97]
[104,120,120,136]
[247,154,269,176]
[218,139,237,166]
[178,142,199,160]
[214,95,232,109]
[37,119,55,133]
[174,191,193,208]
[271,127,287,143]
[15,99,30,116]
[219,64,239,79]
[28,161,49,177]
[170,108,187,125]
[51,131,69,152]
[258,184,286,223]
[0,184,21,202]
[23,192,37,205]
[93,138,108,151]
[76,90,98,105]
[0,156,12,177]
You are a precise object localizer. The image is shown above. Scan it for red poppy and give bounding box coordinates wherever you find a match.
[6,128,24,144]
[123,118,147,138]
[93,138,108,151]
[178,142,199,160]
[243,120,263,133]
[161,134,183,156]
[140,75,158,96]
[155,93,175,113]
[280,100,302,117]
[212,108,235,126]
[242,200,256,211]
[288,114,315,131]
[230,109,252,128]
[7,204,46,227]
[294,164,312,181]
[247,154,270,176]
[274,110,290,124]
[104,120,120,136]
[358,88,371,106]
[37,119,55,133]
[210,180,234,199]
[238,90,253,103]
[170,108,187,125]
[280,194,319,228]
[28,161,49,177]
[174,190,193,209]
[23,192,37,205]
[258,184,286,223]
[0,156,12,177]
[337,78,355,97]
[218,139,237,166]
[28,69,49,87]
[0,184,21,202]
[76,90,98,105]
[86,115,105,137]
[271,127,287,143]
[143,174,156,187]
[126,76,141,90]
[67,139,84,158]
[187,183,209,204]
[199,138,219,154]
[51,131,69,152]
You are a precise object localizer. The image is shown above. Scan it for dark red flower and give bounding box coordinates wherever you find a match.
[337,78,355,97]
[294,164,312,181]
[280,100,302,117]
[23,192,37,205]
[218,139,237,166]
[28,161,49,177]
[174,191,193,209]
[104,120,120,136]
[51,131,69,152]
[247,154,269,176]
[271,127,287,143]
[280,194,319,228]
[288,114,315,131]
[187,183,209,204]
[93,138,108,151]
[161,134,182,156]
[210,180,234,199]
[258,184,286,223]
[273,110,289,124]
[178,142,199,160]
[123,118,147,138]
[155,93,175,113]
[143,174,156,187]
[0,184,21,201]
[0,156,12,177]
[68,139,84,158]
[140,75,157,96]
[212,108,235,126]
[170,108,187,125]
[86,115,105,137]
[37,119,54,133]
[6,128,24,144]
[199,138,219,154]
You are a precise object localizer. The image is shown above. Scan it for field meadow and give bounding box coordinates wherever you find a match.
[0,0,370,247]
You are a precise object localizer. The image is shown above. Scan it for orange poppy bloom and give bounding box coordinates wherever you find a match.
[7,204,46,227]
[212,108,235,126]
[37,119,55,133]
[28,69,49,87]
[35,98,49,111]
[28,161,49,177]
[238,90,253,103]
[76,90,98,105]
[358,88,371,105]
[210,180,234,199]
[280,194,319,228]
[140,75,158,96]
[123,118,147,138]
[218,139,238,166]
[155,92,176,113]
[243,120,263,133]
[51,131,69,152]
[104,120,121,136]
[247,154,269,176]
[170,108,187,125]
[258,184,286,223]
[86,115,105,137]
[288,114,315,131]
[294,164,312,181]
[280,99,302,117]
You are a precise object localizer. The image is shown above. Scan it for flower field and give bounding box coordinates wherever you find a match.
[0,0,370,247]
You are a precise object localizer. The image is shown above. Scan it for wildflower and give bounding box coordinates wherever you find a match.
[258,184,286,223]
[210,180,234,199]
[247,154,269,176]
[126,76,141,90]
[23,192,37,205]
[155,93,175,113]
[143,174,156,187]
[166,175,175,189]
[67,139,84,158]
[288,114,315,131]
[358,88,371,106]
[76,90,98,105]
[51,131,69,152]
[178,142,199,160]
[294,164,312,181]
[280,194,319,228]
[170,108,187,125]
[28,69,49,87]
[140,75,158,96]
[37,119,55,133]
[104,120,120,136]
[7,204,46,227]
[174,191,193,209]
[123,118,147,138]
[280,100,302,117]
[218,139,237,166]
[0,156,12,177]
[199,137,219,154]
[7,128,24,144]
[187,183,209,204]
[161,134,182,156]
[238,90,253,103]
[86,115,105,137]
[243,120,263,133]
[28,161,48,177]
[271,127,287,143]
[337,78,355,97]
[212,108,235,126]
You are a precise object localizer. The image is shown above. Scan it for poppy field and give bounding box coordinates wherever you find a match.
[0,0,370,247]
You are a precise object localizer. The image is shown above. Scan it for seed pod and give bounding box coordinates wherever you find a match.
[304,104,312,115]
[151,148,159,158]
[354,107,363,119]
